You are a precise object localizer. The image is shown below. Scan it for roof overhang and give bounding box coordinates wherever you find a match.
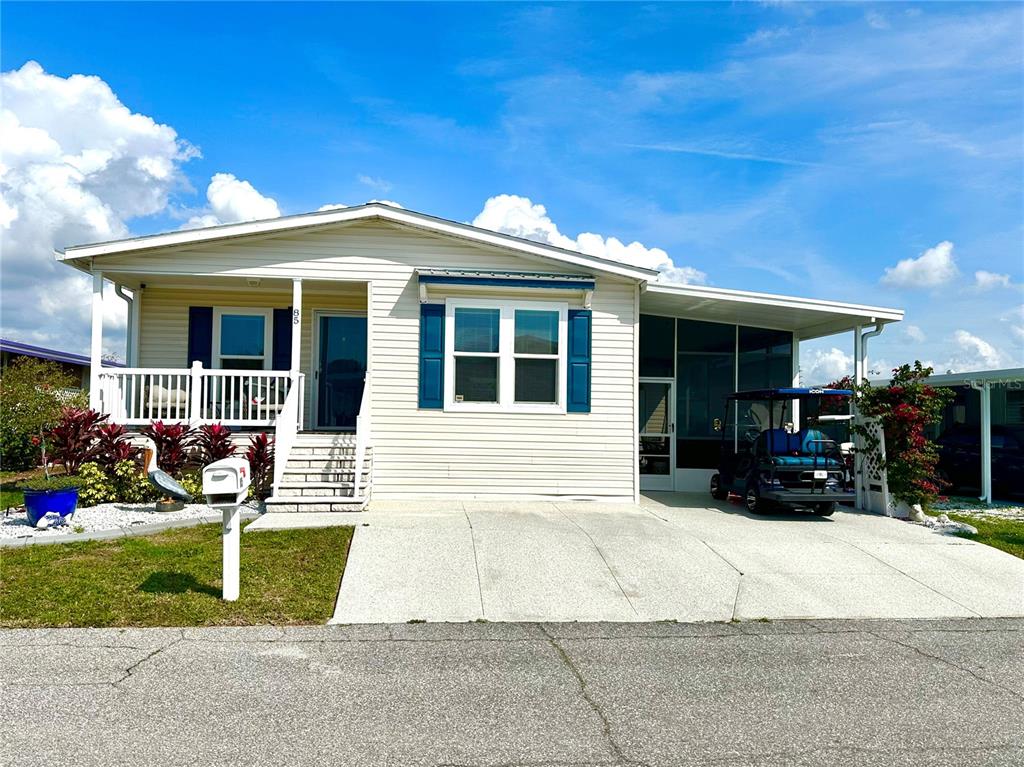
[0,338,122,367]
[641,282,903,340]
[56,203,658,283]
[908,368,1024,388]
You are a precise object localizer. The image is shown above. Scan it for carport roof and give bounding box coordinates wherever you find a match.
[641,282,903,340]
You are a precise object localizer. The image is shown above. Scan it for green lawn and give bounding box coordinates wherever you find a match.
[0,523,353,628]
[1,487,23,511]
[948,513,1024,561]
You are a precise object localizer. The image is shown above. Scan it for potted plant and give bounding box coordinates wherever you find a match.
[21,474,82,528]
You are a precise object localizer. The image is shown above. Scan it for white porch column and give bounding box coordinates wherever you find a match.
[791,335,801,427]
[130,286,142,366]
[980,382,992,504]
[852,325,864,385]
[290,279,302,371]
[89,271,104,410]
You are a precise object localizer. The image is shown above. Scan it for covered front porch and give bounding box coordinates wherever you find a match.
[87,272,370,433]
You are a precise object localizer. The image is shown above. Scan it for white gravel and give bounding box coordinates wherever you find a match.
[0,502,259,541]
[932,496,1024,521]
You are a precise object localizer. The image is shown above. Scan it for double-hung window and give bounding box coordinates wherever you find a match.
[444,299,567,412]
[212,308,272,370]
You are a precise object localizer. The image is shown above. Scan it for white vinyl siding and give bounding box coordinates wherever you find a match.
[110,221,638,500]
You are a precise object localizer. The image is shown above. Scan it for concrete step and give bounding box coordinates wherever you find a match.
[294,434,357,446]
[276,482,359,498]
[284,456,369,470]
[265,494,367,512]
[280,470,372,484]
[288,446,372,458]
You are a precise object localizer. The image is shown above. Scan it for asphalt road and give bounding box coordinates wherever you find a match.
[2,619,1022,766]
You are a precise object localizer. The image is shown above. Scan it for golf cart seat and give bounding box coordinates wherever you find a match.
[759,429,844,467]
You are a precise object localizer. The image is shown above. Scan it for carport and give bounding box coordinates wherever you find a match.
[917,367,1024,503]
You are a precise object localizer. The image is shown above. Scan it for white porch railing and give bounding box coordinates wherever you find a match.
[272,371,303,494]
[96,362,304,430]
[351,371,371,498]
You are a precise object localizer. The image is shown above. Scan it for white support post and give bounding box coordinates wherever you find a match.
[852,324,864,386]
[90,271,104,411]
[291,279,302,372]
[222,505,241,601]
[130,286,142,367]
[791,335,801,429]
[189,361,203,425]
[980,382,992,505]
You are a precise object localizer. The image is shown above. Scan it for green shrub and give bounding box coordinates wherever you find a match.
[77,461,158,507]
[178,470,202,500]
[77,462,116,507]
[0,357,85,470]
[20,474,82,492]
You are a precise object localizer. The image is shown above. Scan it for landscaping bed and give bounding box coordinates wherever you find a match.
[0,523,353,627]
[0,501,259,543]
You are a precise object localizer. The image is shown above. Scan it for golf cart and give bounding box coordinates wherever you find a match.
[710,388,855,516]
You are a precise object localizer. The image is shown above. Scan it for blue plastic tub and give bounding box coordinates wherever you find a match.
[23,487,80,527]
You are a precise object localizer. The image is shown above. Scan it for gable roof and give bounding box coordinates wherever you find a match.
[0,338,122,367]
[56,202,659,282]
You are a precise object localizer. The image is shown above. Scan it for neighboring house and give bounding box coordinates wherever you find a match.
[0,337,120,390]
[922,368,1024,502]
[56,203,903,509]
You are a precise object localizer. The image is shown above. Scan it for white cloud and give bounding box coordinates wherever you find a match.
[367,199,403,208]
[357,174,393,193]
[183,172,280,229]
[800,347,852,386]
[318,203,348,212]
[0,61,197,354]
[472,194,706,284]
[973,270,1014,290]
[880,241,958,288]
[865,11,891,30]
[941,329,1007,373]
[903,324,927,343]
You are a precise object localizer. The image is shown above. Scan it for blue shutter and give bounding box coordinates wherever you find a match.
[567,309,592,413]
[187,307,213,368]
[419,304,445,409]
[272,308,292,370]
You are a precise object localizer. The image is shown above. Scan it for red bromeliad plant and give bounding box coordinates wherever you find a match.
[94,423,138,471]
[245,432,275,500]
[140,421,194,478]
[853,362,953,509]
[46,407,106,475]
[195,423,237,465]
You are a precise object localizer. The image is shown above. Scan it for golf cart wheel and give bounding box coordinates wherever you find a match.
[710,474,727,500]
[744,482,770,515]
[812,502,836,517]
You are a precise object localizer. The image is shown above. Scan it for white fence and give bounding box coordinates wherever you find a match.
[97,362,304,430]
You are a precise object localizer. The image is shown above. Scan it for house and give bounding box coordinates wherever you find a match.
[918,368,1024,503]
[56,203,904,510]
[0,337,121,390]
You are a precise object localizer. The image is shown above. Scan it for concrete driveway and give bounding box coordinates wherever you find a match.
[332,493,1024,624]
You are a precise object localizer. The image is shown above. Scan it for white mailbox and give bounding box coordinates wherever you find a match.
[202,457,251,602]
[202,457,251,508]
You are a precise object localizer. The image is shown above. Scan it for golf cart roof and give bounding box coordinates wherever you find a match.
[727,388,854,400]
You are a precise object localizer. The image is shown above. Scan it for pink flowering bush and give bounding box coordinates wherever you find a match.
[853,362,953,508]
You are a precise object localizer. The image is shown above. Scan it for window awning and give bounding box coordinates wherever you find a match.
[416,268,596,304]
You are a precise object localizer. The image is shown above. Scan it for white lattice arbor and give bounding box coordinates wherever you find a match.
[854,416,900,516]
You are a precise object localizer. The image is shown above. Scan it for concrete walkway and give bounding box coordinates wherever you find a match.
[332,494,1024,623]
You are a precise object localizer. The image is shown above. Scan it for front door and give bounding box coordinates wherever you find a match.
[639,378,675,491]
[313,313,367,430]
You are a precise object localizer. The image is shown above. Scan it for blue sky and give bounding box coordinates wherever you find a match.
[2,1,1022,380]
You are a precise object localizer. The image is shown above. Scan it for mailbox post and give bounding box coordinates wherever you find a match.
[202,458,251,601]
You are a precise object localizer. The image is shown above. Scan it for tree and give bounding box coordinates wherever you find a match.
[0,357,85,470]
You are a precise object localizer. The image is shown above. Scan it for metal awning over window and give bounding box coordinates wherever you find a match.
[416,268,596,306]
